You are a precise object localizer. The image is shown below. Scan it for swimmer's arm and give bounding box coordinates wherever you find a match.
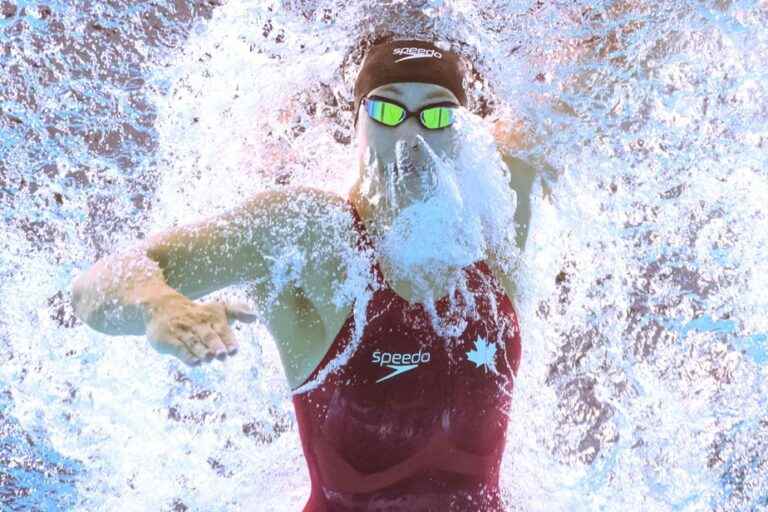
[482,146,534,301]
[71,245,178,336]
[493,121,558,251]
[503,153,536,254]
[71,187,347,336]
[487,123,559,301]
[490,0,650,199]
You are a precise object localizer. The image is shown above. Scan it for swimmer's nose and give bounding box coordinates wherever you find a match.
[399,117,424,148]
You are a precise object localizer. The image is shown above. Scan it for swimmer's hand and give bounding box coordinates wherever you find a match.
[144,293,259,366]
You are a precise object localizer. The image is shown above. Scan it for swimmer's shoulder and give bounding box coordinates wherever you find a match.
[238,185,355,240]
[247,184,360,280]
[265,187,359,376]
[240,185,347,216]
[269,185,356,242]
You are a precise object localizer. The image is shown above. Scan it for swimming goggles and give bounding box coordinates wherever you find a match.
[362,95,458,130]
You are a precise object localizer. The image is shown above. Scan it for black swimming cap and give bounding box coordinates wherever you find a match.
[353,39,468,120]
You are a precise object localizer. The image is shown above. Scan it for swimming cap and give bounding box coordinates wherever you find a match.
[353,40,468,120]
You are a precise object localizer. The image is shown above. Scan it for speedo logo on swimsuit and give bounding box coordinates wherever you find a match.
[392,47,443,63]
[372,349,431,383]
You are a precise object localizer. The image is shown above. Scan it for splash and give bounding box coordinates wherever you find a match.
[1,0,767,511]
[367,111,519,335]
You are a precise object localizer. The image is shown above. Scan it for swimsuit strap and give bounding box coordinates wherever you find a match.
[347,200,385,285]
[347,200,375,251]
[290,201,376,393]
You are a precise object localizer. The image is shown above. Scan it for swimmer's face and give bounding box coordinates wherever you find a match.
[354,82,461,222]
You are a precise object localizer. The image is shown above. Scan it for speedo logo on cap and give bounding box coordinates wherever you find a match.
[392,47,443,63]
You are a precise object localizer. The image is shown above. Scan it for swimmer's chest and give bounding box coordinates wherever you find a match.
[296,265,522,472]
[334,287,520,392]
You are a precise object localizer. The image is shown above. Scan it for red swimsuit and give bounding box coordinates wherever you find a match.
[291,204,522,511]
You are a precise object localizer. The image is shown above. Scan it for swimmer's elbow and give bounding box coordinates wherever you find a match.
[70,279,111,335]
[71,271,97,324]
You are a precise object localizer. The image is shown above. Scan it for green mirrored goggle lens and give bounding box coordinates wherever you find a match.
[419,106,454,130]
[366,99,406,126]
[365,98,456,129]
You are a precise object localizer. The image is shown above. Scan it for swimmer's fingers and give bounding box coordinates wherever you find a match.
[542,180,554,202]
[146,329,201,367]
[222,300,260,324]
[200,301,243,355]
[189,323,227,358]
[144,297,251,365]
[178,328,216,360]
[167,341,202,367]
[146,319,206,364]
[210,320,239,355]
[531,160,559,202]
[539,160,560,183]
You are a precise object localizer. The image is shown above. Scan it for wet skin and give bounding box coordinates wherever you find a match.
[72,82,542,389]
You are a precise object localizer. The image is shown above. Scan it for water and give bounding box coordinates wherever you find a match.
[1,0,767,510]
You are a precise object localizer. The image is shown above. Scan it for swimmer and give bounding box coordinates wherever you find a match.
[71,39,551,511]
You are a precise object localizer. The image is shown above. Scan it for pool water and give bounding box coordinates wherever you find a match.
[1,1,767,511]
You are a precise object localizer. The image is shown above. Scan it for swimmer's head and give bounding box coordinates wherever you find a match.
[351,40,470,231]
[347,39,517,301]
[352,39,468,120]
